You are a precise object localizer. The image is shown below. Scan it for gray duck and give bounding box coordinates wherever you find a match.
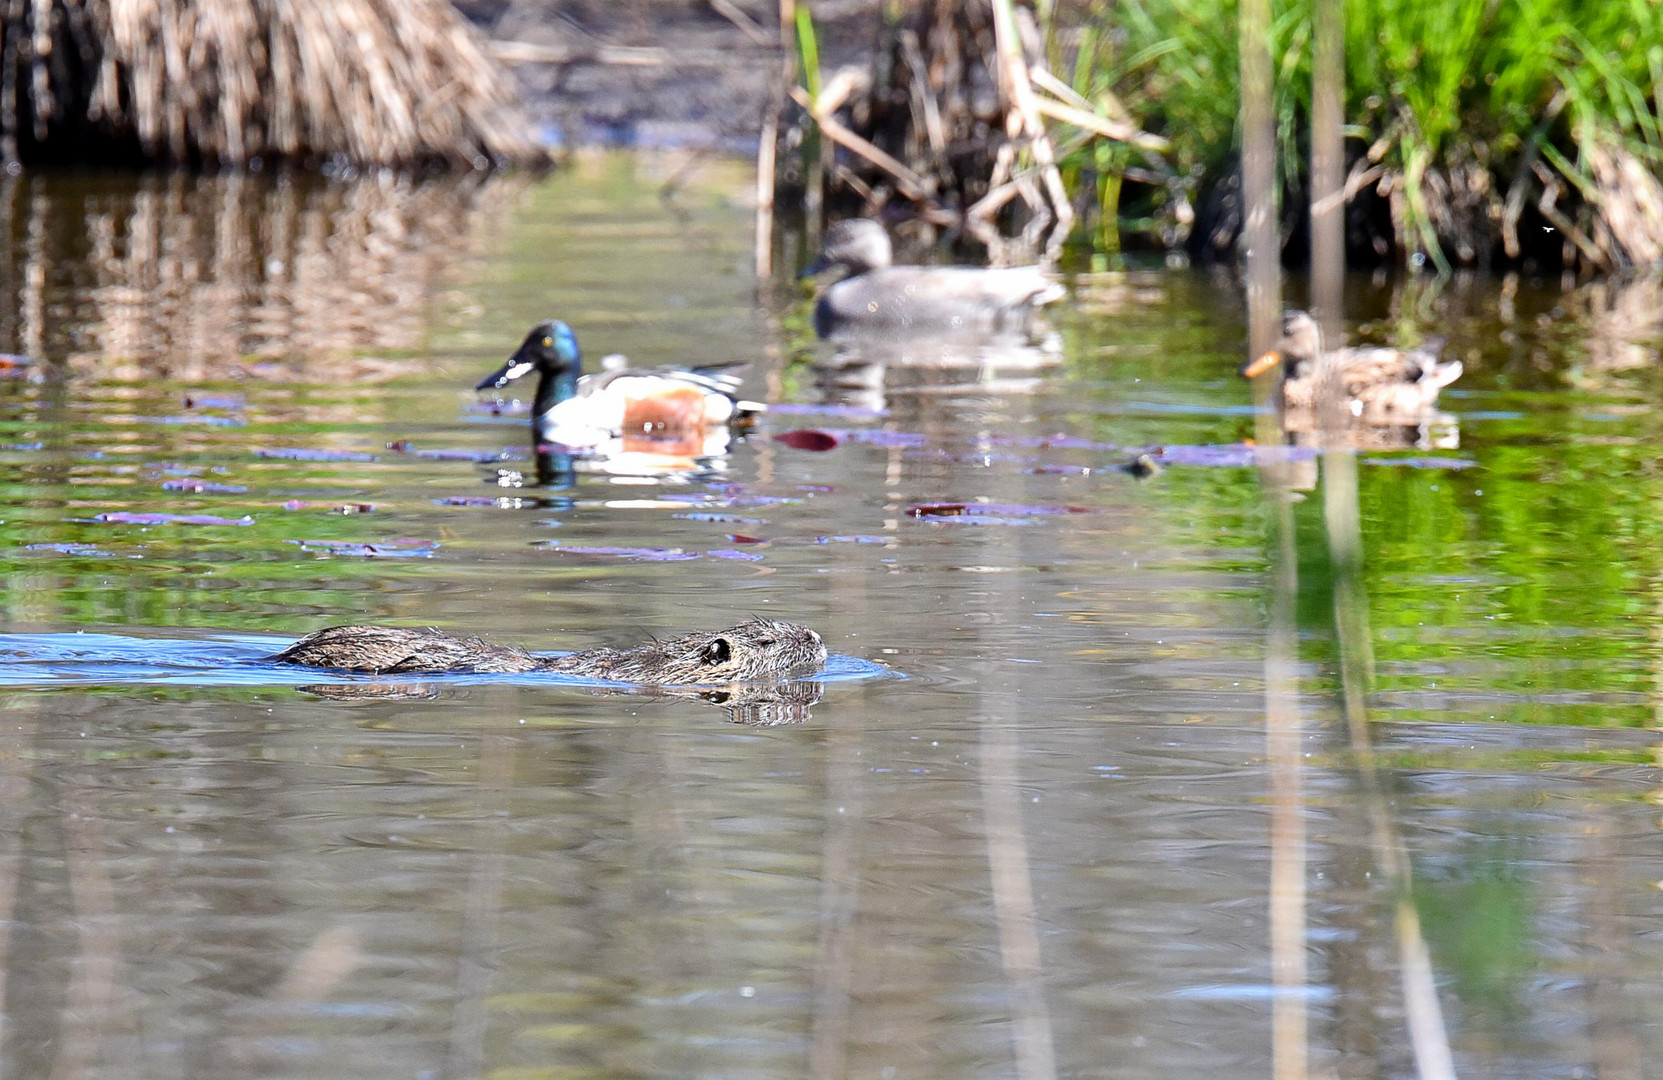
[803,219,1064,339]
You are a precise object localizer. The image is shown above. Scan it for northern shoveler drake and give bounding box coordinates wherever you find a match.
[802,219,1064,340]
[1241,310,1462,424]
[475,320,764,457]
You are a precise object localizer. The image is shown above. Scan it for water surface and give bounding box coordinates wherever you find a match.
[0,157,1657,1079]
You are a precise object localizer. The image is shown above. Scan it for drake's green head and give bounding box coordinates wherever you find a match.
[476,320,582,392]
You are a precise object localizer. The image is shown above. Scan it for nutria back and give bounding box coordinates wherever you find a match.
[274,618,826,685]
[272,625,542,674]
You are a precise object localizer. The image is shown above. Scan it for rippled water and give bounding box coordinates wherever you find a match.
[0,155,1659,1079]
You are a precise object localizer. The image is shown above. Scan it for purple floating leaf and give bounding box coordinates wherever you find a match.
[182,393,246,410]
[143,415,247,427]
[707,548,765,561]
[0,354,32,375]
[388,441,525,462]
[774,429,842,452]
[436,495,511,507]
[96,512,254,525]
[287,539,437,558]
[0,442,42,451]
[256,447,379,462]
[841,429,929,449]
[161,479,248,494]
[769,402,888,418]
[917,515,1042,527]
[1360,456,1479,470]
[814,535,891,545]
[1149,444,1317,467]
[538,543,701,562]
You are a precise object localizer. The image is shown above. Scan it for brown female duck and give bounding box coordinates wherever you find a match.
[1241,310,1462,424]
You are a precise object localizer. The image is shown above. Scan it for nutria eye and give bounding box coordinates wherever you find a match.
[701,638,731,665]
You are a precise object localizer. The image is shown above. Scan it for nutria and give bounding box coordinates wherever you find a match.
[271,618,826,685]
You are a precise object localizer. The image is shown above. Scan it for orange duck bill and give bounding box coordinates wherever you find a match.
[1239,349,1282,379]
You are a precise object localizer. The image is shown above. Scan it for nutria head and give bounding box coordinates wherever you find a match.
[559,618,827,685]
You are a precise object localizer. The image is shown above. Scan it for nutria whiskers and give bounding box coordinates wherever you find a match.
[271,618,826,685]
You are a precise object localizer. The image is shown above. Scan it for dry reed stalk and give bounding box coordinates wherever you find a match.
[3,0,543,168]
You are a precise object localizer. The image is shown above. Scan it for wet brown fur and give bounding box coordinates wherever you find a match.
[272,618,826,685]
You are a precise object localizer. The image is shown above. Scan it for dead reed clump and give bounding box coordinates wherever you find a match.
[1,0,544,169]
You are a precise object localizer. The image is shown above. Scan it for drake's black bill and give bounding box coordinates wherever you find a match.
[476,354,535,391]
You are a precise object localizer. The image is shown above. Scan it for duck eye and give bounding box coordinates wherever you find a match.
[701,638,731,666]
[542,336,554,347]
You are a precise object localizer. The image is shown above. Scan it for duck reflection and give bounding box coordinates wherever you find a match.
[809,331,1061,415]
[296,678,825,725]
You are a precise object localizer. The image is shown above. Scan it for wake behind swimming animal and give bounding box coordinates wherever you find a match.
[271,618,826,685]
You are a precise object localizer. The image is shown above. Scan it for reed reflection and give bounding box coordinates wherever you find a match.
[0,170,522,378]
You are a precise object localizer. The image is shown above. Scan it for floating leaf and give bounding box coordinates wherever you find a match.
[0,442,42,451]
[95,512,254,525]
[182,393,245,410]
[161,480,248,494]
[387,441,524,462]
[256,447,379,462]
[843,429,928,448]
[907,503,968,517]
[774,429,841,452]
[537,543,700,562]
[1148,444,1317,467]
[814,534,890,544]
[707,549,765,561]
[727,533,767,544]
[436,495,513,507]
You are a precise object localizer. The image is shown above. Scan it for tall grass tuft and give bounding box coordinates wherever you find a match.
[1051,0,1663,269]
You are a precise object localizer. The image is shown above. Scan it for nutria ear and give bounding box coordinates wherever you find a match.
[700,637,732,666]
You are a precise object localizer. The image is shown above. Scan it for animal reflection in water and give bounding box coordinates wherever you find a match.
[295,676,827,726]
[476,320,763,486]
[812,332,1062,414]
[276,619,828,725]
[1243,310,1463,453]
